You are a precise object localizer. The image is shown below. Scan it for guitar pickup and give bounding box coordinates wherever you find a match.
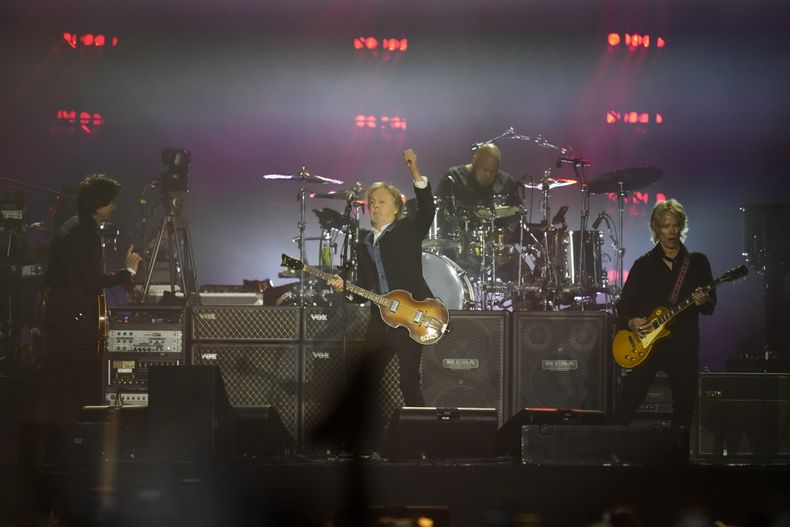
[389,300,399,313]
[413,311,423,323]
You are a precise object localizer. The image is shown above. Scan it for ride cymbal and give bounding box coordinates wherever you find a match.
[586,167,663,194]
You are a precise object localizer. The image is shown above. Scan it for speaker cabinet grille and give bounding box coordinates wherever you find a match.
[303,306,369,341]
[694,373,790,462]
[513,311,611,417]
[302,344,402,440]
[191,306,299,341]
[421,311,508,425]
[191,343,299,439]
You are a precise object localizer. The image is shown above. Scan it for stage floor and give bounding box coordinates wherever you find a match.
[2,454,789,527]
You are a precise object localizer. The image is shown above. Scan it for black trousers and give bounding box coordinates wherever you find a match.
[610,349,698,430]
[363,324,425,407]
[42,323,102,424]
[312,323,424,453]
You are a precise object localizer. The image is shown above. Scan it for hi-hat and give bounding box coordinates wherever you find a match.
[262,170,343,185]
[586,167,663,194]
[522,177,577,190]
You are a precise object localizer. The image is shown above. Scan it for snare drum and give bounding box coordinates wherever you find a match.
[474,194,520,220]
[421,251,475,310]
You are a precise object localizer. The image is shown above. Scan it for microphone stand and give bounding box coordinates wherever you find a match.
[567,157,591,309]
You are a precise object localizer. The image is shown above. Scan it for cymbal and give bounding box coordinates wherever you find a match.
[586,167,663,194]
[522,177,577,190]
[308,190,366,204]
[262,171,343,185]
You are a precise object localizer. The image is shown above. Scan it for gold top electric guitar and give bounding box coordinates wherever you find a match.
[281,254,449,345]
[612,265,747,368]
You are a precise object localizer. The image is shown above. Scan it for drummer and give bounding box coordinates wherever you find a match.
[436,142,521,212]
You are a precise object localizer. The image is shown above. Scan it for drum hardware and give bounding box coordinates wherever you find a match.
[263,168,343,308]
[407,196,463,252]
[587,166,663,293]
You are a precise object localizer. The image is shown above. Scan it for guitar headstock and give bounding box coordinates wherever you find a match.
[281,254,304,271]
[720,265,748,283]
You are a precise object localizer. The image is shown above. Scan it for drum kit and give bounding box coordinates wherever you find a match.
[263,144,663,312]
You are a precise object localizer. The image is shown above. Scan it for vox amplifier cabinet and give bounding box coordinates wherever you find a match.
[105,306,186,406]
[191,305,300,341]
[303,306,369,342]
[692,373,790,463]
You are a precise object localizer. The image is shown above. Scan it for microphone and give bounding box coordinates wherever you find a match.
[447,174,457,185]
[557,156,591,167]
[592,213,605,230]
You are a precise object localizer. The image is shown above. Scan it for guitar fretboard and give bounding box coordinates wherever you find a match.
[654,279,722,326]
[301,264,390,308]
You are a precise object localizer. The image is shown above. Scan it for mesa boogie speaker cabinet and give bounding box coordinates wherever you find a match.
[693,372,790,463]
[511,311,612,419]
[420,310,509,425]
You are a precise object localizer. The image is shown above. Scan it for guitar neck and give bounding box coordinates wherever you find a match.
[302,264,390,307]
[656,279,721,325]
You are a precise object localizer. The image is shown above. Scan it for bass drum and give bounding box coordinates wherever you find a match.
[421,251,475,310]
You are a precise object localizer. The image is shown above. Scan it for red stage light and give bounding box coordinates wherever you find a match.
[54,108,104,135]
[605,111,664,126]
[62,32,119,49]
[353,114,407,134]
[63,32,77,48]
[355,36,407,57]
[609,33,664,50]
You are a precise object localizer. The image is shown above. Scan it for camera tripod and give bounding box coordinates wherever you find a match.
[141,191,199,303]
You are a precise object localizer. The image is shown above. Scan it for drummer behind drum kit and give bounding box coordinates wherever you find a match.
[263,159,663,312]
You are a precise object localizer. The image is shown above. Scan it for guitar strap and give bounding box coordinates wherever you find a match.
[668,255,691,305]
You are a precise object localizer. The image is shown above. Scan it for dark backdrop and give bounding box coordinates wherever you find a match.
[2,0,789,370]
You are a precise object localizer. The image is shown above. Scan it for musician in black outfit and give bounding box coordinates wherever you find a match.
[436,142,520,208]
[329,148,434,409]
[42,174,142,422]
[610,199,715,432]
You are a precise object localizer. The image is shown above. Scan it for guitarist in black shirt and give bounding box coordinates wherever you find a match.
[610,199,715,432]
[42,174,142,423]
